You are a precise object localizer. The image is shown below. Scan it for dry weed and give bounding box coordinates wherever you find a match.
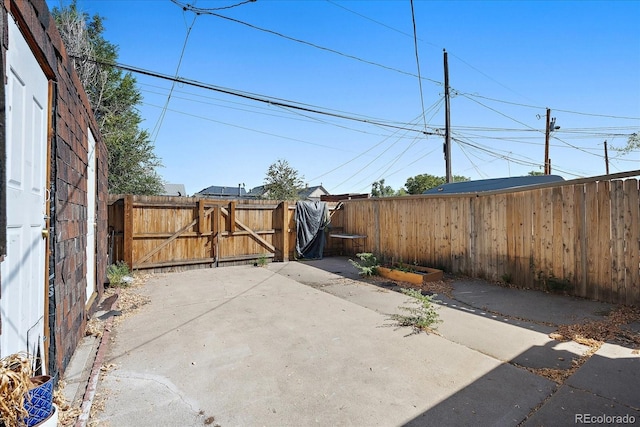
[0,353,32,427]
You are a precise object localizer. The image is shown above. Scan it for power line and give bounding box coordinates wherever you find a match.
[323,0,541,106]
[409,0,428,134]
[462,92,640,120]
[372,97,445,183]
[332,98,445,188]
[171,0,442,85]
[143,101,355,152]
[326,0,415,38]
[310,112,432,183]
[74,56,440,136]
[170,0,257,12]
[459,93,542,132]
[138,81,432,131]
[151,8,198,142]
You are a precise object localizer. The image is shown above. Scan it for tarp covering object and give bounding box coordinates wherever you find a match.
[295,201,330,259]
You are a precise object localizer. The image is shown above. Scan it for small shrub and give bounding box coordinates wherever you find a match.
[256,254,268,267]
[107,261,133,287]
[501,273,513,284]
[349,252,379,277]
[389,288,441,335]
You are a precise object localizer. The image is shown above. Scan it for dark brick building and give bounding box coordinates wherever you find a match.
[0,0,108,381]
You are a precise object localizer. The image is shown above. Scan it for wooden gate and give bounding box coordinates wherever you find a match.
[109,195,292,270]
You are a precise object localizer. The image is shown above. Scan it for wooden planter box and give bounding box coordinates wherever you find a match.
[377,265,443,284]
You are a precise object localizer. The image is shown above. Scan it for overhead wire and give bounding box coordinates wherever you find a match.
[461,93,640,120]
[143,101,356,152]
[323,0,640,123]
[409,0,428,134]
[371,97,445,185]
[171,0,442,84]
[309,111,433,183]
[324,0,541,106]
[343,96,444,186]
[453,136,586,177]
[328,114,433,190]
[170,0,257,12]
[73,56,439,136]
[455,139,489,178]
[141,85,421,139]
[150,6,198,142]
[138,81,429,130]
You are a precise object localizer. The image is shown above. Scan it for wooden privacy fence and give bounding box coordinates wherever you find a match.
[108,195,344,270]
[342,176,640,306]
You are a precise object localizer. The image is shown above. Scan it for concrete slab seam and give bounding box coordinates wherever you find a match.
[75,289,120,427]
[563,383,640,411]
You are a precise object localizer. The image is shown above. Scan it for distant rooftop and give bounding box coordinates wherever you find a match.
[197,185,248,198]
[161,183,187,197]
[423,175,565,195]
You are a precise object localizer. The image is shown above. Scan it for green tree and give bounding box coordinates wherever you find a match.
[371,179,395,197]
[263,159,304,200]
[52,2,163,195]
[617,132,639,153]
[528,170,544,176]
[404,174,469,194]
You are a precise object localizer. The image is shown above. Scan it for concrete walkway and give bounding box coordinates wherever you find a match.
[70,258,639,426]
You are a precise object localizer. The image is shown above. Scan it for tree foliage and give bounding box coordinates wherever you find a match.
[52,2,163,195]
[404,174,470,194]
[263,159,304,200]
[617,132,639,153]
[528,170,544,176]
[371,179,396,197]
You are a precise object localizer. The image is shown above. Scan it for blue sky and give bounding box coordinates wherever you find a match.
[49,0,640,195]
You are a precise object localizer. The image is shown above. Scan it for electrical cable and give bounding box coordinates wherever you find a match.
[142,101,356,151]
[170,0,257,12]
[309,112,431,182]
[409,0,429,135]
[73,55,440,136]
[455,139,489,179]
[462,93,640,120]
[171,0,442,84]
[150,8,197,142]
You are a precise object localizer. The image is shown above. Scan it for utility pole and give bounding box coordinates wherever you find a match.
[604,140,610,174]
[544,108,551,175]
[444,49,452,183]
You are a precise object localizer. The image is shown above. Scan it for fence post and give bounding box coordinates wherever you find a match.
[123,194,134,270]
[283,201,289,261]
[197,200,207,234]
[228,201,236,234]
[274,201,290,262]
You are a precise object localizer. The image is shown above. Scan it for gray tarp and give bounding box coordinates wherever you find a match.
[295,201,330,259]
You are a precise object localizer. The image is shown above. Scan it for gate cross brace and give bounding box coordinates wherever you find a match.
[135,206,216,268]
[220,207,276,252]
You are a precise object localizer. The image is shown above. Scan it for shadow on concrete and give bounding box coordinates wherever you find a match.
[403,345,640,426]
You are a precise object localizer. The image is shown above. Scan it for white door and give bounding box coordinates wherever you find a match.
[86,131,96,302]
[0,18,49,365]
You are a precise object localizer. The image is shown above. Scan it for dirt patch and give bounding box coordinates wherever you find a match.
[526,305,640,384]
[367,275,454,298]
[552,305,640,347]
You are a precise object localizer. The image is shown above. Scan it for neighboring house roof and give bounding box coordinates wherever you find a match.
[247,185,266,197]
[298,185,329,200]
[197,185,247,198]
[161,183,187,197]
[195,184,330,200]
[423,175,565,195]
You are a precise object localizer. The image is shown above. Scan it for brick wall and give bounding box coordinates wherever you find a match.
[2,0,108,377]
